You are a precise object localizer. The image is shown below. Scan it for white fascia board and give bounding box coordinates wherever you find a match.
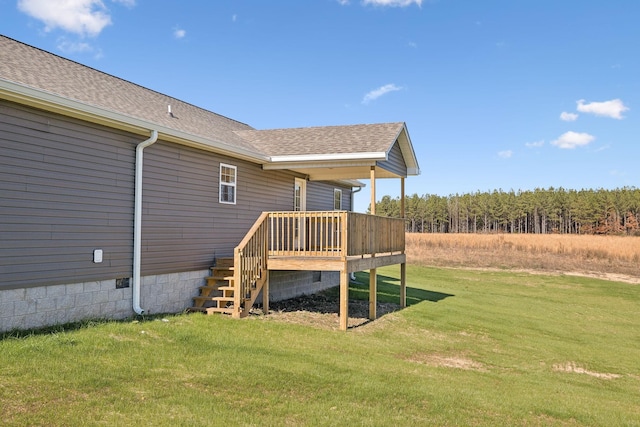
[268,151,387,163]
[395,124,421,175]
[0,79,269,163]
[338,179,366,188]
[262,159,378,171]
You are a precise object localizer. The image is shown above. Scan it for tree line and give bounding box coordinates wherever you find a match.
[372,187,640,235]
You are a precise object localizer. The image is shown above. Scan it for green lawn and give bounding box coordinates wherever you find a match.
[2,266,639,426]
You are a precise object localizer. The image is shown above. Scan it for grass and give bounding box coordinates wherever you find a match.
[2,265,640,426]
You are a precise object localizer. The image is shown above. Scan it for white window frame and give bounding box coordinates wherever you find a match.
[219,163,237,205]
[334,188,343,210]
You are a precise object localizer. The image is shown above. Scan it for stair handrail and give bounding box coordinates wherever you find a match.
[233,211,270,316]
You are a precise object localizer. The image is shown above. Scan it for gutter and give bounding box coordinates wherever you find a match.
[0,79,269,164]
[132,130,158,315]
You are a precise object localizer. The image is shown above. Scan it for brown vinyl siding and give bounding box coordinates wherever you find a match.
[140,142,296,274]
[377,141,407,177]
[1,101,355,290]
[0,101,137,290]
[306,181,352,211]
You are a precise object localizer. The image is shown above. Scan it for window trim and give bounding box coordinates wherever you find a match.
[219,163,237,205]
[333,188,343,210]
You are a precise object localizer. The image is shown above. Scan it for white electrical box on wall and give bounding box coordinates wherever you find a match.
[93,249,103,263]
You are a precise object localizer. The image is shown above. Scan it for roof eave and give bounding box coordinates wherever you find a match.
[391,123,421,176]
[0,78,270,163]
[267,151,388,164]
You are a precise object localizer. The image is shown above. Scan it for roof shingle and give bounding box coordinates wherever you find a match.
[0,35,417,171]
[235,122,404,157]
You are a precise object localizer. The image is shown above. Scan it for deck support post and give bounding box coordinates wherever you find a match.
[339,269,349,331]
[400,263,406,308]
[262,270,269,315]
[370,166,376,215]
[369,268,377,320]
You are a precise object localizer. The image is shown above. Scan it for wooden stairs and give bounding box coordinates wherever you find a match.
[188,257,265,318]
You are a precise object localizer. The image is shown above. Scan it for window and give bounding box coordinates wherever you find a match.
[219,163,237,204]
[334,188,342,210]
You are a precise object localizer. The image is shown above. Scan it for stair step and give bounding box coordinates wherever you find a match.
[212,265,234,270]
[193,296,234,303]
[198,285,221,292]
[187,306,234,315]
[197,285,234,292]
[211,266,234,271]
[207,274,234,281]
[213,258,234,268]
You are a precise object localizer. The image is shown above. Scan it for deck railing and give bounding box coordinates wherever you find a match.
[346,212,406,256]
[266,211,405,258]
[233,211,405,312]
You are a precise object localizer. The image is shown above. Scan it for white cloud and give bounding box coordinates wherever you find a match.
[362,84,403,104]
[498,150,513,159]
[560,112,578,122]
[173,28,186,39]
[576,99,629,119]
[18,0,114,37]
[362,0,422,6]
[57,38,92,53]
[232,14,238,22]
[525,140,544,148]
[551,131,595,149]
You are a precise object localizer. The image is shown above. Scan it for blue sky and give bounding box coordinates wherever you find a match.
[2,0,638,212]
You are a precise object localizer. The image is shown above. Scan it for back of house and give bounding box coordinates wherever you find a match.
[0,35,419,332]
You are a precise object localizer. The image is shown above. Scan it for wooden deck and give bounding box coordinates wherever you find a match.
[267,252,406,273]
[233,211,407,330]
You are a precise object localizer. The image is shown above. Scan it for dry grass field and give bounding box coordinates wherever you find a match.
[406,233,640,283]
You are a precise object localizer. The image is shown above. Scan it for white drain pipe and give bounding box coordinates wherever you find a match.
[133,130,158,315]
[350,185,363,282]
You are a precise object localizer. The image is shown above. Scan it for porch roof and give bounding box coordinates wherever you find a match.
[237,122,420,180]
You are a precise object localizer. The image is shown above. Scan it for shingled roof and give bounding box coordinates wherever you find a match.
[0,35,419,178]
[236,123,405,156]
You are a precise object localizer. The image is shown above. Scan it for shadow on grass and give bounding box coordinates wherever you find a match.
[352,272,454,306]
[0,313,169,341]
[265,272,454,329]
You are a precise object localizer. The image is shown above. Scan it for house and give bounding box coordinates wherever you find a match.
[0,35,420,332]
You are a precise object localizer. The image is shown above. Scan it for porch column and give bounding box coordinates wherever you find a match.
[400,177,405,218]
[339,268,349,331]
[400,177,406,308]
[369,166,378,321]
[370,166,376,215]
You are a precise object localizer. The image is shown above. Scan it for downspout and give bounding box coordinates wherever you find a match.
[133,130,158,315]
[349,186,363,282]
[351,186,363,213]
